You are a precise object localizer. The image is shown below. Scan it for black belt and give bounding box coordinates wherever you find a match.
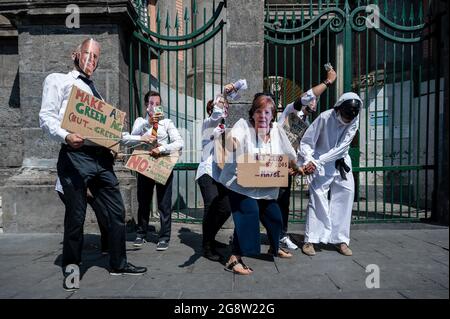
[61,143,110,155]
[335,158,350,180]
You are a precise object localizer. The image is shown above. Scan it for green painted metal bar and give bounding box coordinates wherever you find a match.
[291,11,297,221]
[203,7,206,121]
[129,40,134,124]
[175,14,180,128]
[383,0,388,218]
[373,0,379,219]
[415,1,423,216]
[356,0,362,220]
[212,0,216,101]
[166,11,171,119]
[432,7,442,223]
[138,41,142,118]
[132,21,226,51]
[317,0,322,114]
[407,8,414,218]
[389,0,397,219]
[274,9,279,107]
[343,0,352,92]
[134,1,225,42]
[179,7,189,218]
[309,4,313,90]
[283,11,287,109]
[326,0,330,123]
[424,7,431,218]
[157,8,161,98]
[353,165,434,172]
[148,10,151,96]
[398,0,406,218]
[220,26,223,89]
[365,9,369,219]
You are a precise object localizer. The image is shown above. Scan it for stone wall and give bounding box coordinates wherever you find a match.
[0,1,138,232]
[0,17,21,186]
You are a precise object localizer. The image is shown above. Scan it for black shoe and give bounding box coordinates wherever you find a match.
[203,244,222,262]
[133,236,146,248]
[156,240,169,251]
[110,263,147,276]
[213,240,228,249]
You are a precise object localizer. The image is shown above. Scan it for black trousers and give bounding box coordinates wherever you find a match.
[277,174,293,238]
[197,174,231,246]
[57,145,127,270]
[136,172,173,242]
[57,191,109,252]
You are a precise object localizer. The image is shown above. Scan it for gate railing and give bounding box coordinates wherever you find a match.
[128,0,226,222]
[264,0,438,223]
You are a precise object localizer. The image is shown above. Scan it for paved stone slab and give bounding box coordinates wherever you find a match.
[0,223,447,299]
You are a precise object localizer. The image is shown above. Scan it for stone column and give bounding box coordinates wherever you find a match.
[0,0,137,232]
[225,0,265,125]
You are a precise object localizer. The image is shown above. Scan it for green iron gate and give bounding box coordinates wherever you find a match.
[264,0,439,223]
[128,0,226,222]
[127,0,440,224]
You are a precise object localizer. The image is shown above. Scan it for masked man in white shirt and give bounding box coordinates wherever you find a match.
[39,38,147,291]
[299,92,362,257]
[130,91,184,251]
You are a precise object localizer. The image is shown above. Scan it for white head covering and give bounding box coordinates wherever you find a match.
[334,92,363,109]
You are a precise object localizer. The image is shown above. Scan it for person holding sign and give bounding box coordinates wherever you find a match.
[277,65,337,251]
[299,92,362,257]
[196,79,243,262]
[217,93,310,275]
[196,96,232,262]
[129,91,184,251]
[39,38,147,291]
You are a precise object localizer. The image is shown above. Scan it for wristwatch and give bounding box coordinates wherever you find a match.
[323,79,332,87]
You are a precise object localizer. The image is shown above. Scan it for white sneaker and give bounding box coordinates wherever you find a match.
[280,236,298,250]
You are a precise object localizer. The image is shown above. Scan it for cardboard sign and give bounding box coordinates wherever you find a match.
[61,85,126,152]
[125,150,179,185]
[237,154,289,187]
[213,129,233,170]
[282,113,308,150]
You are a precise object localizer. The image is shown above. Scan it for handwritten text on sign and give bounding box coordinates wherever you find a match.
[237,154,289,187]
[282,113,308,150]
[61,85,125,152]
[125,151,179,185]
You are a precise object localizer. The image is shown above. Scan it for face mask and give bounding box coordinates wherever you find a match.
[336,113,351,125]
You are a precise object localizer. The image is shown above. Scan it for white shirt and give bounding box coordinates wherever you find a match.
[218,119,297,200]
[195,107,225,180]
[122,116,184,155]
[39,70,103,145]
[299,109,359,178]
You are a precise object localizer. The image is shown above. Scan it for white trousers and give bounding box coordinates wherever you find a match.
[304,172,354,245]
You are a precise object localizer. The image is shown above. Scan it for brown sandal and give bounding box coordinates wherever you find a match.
[225,259,252,275]
[268,247,293,258]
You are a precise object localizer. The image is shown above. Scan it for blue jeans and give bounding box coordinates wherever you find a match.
[229,190,283,257]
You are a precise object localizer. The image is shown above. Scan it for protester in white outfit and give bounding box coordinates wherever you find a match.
[276,68,337,251]
[196,95,231,261]
[299,92,362,256]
